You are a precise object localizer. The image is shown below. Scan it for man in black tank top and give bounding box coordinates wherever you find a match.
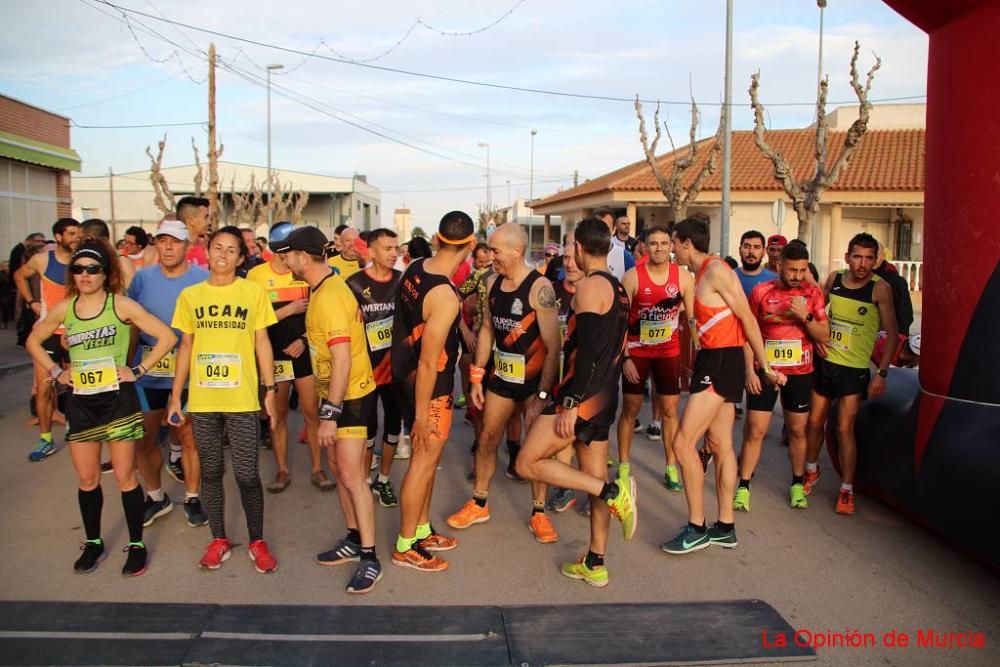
[390,211,476,573]
[445,224,563,544]
[515,218,638,588]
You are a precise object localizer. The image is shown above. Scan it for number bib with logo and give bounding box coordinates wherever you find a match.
[766,339,803,367]
[639,319,673,346]
[365,316,393,352]
[273,360,294,383]
[196,353,241,388]
[72,357,119,395]
[494,349,526,384]
[829,322,852,353]
[142,345,176,378]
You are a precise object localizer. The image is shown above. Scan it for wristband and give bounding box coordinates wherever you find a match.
[131,365,144,378]
[469,364,486,384]
[319,399,343,422]
[48,365,62,380]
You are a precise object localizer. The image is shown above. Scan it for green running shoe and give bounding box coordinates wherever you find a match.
[664,465,682,492]
[606,476,637,541]
[733,486,751,512]
[661,524,710,554]
[707,523,738,548]
[560,557,609,588]
[789,483,808,509]
[454,394,467,409]
[617,462,631,479]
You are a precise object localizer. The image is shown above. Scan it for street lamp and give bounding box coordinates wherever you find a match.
[478,142,491,210]
[266,63,284,227]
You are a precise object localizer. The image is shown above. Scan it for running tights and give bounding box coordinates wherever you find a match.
[190,412,264,542]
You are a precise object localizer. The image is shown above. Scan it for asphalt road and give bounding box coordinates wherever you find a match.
[0,367,996,666]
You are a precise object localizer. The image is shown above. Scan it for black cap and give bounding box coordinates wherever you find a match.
[273,226,328,256]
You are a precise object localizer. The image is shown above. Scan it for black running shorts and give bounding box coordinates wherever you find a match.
[690,347,746,404]
[67,383,144,443]
[746,373,812,414]
[812,356,870,399]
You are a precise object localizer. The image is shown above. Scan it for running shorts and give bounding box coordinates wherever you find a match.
[66,383,144,443]
[42,333,69,366]
[812,356,870,399]
[367,384,402,443]
[136,386,188,412]
[622,354,682,396]
[746,373,812,413]
[690,347,746,404]
[337,391,377,439]
[273,350,312,383]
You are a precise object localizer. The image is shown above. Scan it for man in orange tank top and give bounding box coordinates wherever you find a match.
[661,218,786,555]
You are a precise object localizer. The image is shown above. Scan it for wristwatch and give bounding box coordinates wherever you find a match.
[130,365,144,378]
[877,369,888,378]
[562,395,580,410]
[805,313,815,322]
[536,389,549,401]
[264,384,278,392]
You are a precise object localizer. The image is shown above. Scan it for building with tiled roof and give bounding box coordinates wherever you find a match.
[531,104,926,281]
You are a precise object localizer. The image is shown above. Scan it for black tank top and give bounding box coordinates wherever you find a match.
[347,268,401,386]
[489,270,544,386]
[391,259,461,402]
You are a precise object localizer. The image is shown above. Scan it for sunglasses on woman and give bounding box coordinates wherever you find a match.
[70,264,105,275]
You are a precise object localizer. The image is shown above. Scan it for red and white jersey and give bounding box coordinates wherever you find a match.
[748,279,827,375]
[626,262,682,358]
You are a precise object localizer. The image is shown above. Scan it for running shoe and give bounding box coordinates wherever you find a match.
[391,543,448,572]
[606,477,637,541]
[661,525,711,554]
[735,405,744,417]
[369,453,380,471]
[73,539,105,574]
[617,462,631,479]
[266,471,291,494]
[142,494,173,527]
[28,439,56,462]
[417,532,458,552]
[646,421,662,440]
[100,460,113,474]
[560,556,609,588]
[455,393,467,409]
[317,538,361,566]
[199,538,232,570]
[664,465,683,492]
[529,513,558,544]
[505,459,527,483]
[248,539,278,573]
[733,487,751,512]
[547,487,577,513]
[371,479,399,508]
[633,418,642,432]
[578,496,592,517]
[707,523,738,548]
[184,497,209,527]
[605,457,614,468]
[165,458,185,484]
[347,560,383,594]
[121,542,148,577]
[311,470,336,491]
[789,483,808,509]
[835,489,855,515]
[697,447,713,473]
[394,438,411,460]
[446,499,490,529]
[803,467,821,495]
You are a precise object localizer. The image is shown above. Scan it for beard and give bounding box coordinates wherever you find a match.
[741,256,762,271]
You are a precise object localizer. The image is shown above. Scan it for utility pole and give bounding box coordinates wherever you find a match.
[478,142,491,210]
[266,63,284,227]
[813,0,827,253]
[107,167,116,232]
[207,43,220,229]
[720,0,734,257]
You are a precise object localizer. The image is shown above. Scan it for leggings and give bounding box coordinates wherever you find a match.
[190,411,264,542]
[366,383,402,443]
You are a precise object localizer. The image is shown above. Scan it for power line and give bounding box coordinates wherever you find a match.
[71,119,207,129]
[55,72,184,111]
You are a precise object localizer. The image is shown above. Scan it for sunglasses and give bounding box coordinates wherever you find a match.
[70,264,105,275]
[545,253,557,258]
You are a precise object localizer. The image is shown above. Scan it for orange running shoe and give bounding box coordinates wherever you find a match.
[803,467,821,495]
[418,532,458,552]
[391,544,448,572]
[446,499,490,529]
[529,513,558,544]
[835,489,855,515]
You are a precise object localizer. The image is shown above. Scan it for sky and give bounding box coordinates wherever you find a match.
[0,0,928,230]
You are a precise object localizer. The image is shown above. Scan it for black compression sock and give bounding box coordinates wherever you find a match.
[346,528,361,545]
[584,550,605,569]
[599,482,619,501]
[121,486,145,544]
[792,475,804,485]
[360,546,377,563]
[78,487,103,542]
[715,520,734,532]
[531,507,545,515]
[473,493,488,508]
[738,478,751,489]
[689,521,707,533]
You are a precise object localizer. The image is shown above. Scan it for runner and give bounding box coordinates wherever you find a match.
[127,220,209,528]
[26,238,177,575]
[246,223,328,494]
[805,233,898,515]
[278,226,381,593]
[345,228,403,509]
[14,217,80,461]
[593,208,636,280]
[516,217,636,588]
[328,226,363,279]
[735,242,829,512]
[765,235,787,273]
[617,224,695,491]
[142,198,211,269]
[391,211,475,572]
[80,218,136,287]
[167,225,280,574]
[446,223,562,543]
[736,230,777,294]
[456,243,494,477]
[661,218,786,555]
[122,226,149,270]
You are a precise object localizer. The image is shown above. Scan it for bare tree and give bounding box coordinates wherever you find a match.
[749,40,881,241]
[635,95,723,224]
[191,137,204,198]
[145,134,175,215]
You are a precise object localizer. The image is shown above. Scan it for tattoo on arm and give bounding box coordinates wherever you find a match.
[537,284,557,309]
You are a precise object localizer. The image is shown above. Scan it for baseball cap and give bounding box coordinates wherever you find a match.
[907,333,921,356]
[273,226,328,257]
[268,221,296,252]
[155,219,189,241]
[767,234,788,248]
[544,243,560,256]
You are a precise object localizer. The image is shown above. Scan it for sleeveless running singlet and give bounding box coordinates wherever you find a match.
[825,270,881,369]
[41,250,68,333]
[627,262,682,358]
[488,270,544,387]
[694,257,746,350]
[347,268,401,387]
[63,294,131,395]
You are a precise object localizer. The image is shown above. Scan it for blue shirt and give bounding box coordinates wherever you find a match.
[736,267,777,297]
[127,263,209,389]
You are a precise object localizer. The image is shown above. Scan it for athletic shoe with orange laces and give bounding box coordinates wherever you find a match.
[835,489,855,515]
[391,543,448,572]
[198,538,232,570]
[418,532,458,552]
[803,467,821,495]
[248,539,278,573]
[446,499,490,529]
[529,513,558,544]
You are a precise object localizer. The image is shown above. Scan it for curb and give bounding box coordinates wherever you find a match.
[0,360,33,378]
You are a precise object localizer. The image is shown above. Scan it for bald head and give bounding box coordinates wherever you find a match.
[492,223,528,254]
[340,227,359,260]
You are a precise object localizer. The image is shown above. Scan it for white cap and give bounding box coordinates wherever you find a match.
[156,219,189,241]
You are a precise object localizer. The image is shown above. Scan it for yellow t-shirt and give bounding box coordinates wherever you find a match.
[172,278,277,412]
[327,254,362,280]
[246,261,310,303]
[306,272,375,402]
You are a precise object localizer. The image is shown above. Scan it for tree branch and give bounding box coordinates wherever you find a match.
[191,137,204,198]
[681,104,724,211]
[634,96,674,207]
[749,71,806,220]
[821,41,881,190]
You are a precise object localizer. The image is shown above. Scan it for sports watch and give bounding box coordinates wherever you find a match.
[536,390,549,401]
[562,395,580,410]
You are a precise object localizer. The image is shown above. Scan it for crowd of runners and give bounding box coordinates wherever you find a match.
[12,199,919,593]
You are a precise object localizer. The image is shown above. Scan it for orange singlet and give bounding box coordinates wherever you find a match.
[694,257,746,350]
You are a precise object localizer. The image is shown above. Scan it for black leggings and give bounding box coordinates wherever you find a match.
[366,383,402,443]
[190,412,264,542]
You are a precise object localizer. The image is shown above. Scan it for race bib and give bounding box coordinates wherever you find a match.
[72,357,119,395]
[766,339,803,367]
[639,319,673,345]
[273,360,294,383]
[365,316,393,352]
[142,345,176,378]
[494,349,525,384]
[829,322,852,353]
[196,353,241,388]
